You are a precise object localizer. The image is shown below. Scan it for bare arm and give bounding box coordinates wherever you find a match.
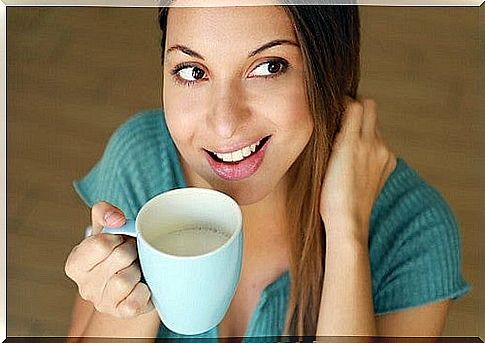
[67,294,95,337]
[316,229,451,337]
[317,98,451,337]
[81,308,160,340]
[67,294,160,342]
[316,231,377,336]
[375,300,451,336]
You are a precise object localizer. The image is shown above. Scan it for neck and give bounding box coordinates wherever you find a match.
[181,157,290,273]
[240,175,289,244]
[180,156,289,242]
[240,175,290,278]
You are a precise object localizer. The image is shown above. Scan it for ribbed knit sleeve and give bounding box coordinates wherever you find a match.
[73,109,186,219]
[368,159,471,315]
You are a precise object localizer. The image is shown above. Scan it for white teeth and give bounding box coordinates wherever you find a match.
[221,153,232,162]
[232,150,244,162]
[242,146,252,157]
[212,137,266,162]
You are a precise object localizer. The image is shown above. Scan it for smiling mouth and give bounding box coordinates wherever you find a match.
[205,135,271,164]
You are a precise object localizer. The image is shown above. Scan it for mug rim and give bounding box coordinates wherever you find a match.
[135,187,243,260]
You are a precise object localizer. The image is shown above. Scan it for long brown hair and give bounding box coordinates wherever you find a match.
[158,4,360,337]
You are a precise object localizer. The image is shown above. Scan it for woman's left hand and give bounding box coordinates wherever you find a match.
[319,97,397,245]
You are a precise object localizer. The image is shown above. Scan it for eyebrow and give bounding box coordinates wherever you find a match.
[165,39,300,60]
[248,39,299,58]
[166,44,205,60]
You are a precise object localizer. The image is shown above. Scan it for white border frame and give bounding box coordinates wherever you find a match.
[1,1,6,341]
[1,1,482,342]
[0,0,483,6]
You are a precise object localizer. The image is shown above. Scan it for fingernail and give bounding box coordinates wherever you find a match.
[104,211,124,226]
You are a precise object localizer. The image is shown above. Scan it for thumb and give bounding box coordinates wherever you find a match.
[91,201,126,235]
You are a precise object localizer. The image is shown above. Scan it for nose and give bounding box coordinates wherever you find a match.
[207,78,250,139]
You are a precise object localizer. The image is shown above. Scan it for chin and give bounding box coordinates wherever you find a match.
[194,175,275,206]
[206,177,275,206]
[186,156,287,206]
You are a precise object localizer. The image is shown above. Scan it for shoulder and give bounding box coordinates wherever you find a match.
[369,158,470,315]
[102,108,181,180]
[107,108,166,152]
[104,108,186,206]
[73,109,186,219]
[369,158,460,257]
[370,158,457,234]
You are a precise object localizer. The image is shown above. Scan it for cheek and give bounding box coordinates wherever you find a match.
[163,107,196,156]
[251,79,313,133]
[164,84,199,121]
[281,96,313,131]
[163,87,203,151]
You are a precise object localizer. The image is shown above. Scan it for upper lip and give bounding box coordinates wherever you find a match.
[204,135,270,154]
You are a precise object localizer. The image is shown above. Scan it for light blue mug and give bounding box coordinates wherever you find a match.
[103,187,243,335]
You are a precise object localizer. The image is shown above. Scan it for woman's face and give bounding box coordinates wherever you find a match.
[163,5,313,205]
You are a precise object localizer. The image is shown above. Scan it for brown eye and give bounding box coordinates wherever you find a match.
[249,59,289,79]
[267,62,281,74]
[192,67,205,80]
[177,66,206,82]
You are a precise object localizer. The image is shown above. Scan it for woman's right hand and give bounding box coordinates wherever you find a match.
[65,201,154,319]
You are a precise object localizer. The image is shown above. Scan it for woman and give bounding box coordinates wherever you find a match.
[65,2,470,340]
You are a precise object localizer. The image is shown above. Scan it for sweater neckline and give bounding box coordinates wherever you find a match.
[215,270,290,339]
[261,270,290,299]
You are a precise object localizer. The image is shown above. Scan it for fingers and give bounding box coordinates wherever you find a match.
[91,237,138,277]
[97,262,141,314]
[341,97,364,138]
[116,282,154,318]
[65,234,124,278]
[65,233,147,319]
[341,96,378,140]
[91,201,126,235]
[361,98,378,139]
[85,238,138,304]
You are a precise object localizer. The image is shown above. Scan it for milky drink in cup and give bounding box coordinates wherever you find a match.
[103,187,243,335]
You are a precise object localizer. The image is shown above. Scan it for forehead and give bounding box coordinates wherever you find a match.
[165,6,296,48]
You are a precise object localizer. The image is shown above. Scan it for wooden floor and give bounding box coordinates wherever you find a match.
[6,6,481,337]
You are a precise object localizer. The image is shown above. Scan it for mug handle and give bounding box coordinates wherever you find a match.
[102,219,137,238]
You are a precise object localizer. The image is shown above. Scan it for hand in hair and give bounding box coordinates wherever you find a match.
[319,97,397,245]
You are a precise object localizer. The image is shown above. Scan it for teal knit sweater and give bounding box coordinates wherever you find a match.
[74,109,470,340]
